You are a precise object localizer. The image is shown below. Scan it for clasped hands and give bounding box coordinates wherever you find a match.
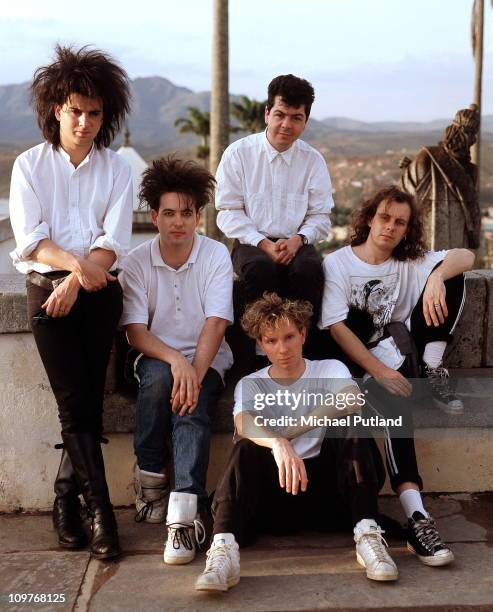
[258,235,303,265]
[41,258,116,318]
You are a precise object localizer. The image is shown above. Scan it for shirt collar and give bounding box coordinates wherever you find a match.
[262,129,296,166]
[150,233,201,270]
[57,143,95,169]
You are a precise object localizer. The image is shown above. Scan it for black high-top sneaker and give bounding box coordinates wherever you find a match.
[407,511,454,566]
[424,363,464,415]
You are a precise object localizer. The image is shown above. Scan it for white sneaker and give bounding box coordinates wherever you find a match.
[354,519,399,581]
[195,533,240,592]
[163,492,205,565]
[134,465,169,523]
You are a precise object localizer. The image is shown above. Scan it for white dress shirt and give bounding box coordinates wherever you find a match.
[215,131,334,246]
[9,142,133,274]
[119,233,234,380]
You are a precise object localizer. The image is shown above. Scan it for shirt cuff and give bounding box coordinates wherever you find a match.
[296,227,316,245]
[245,232,267,247]
[10,222,50,263]
[90,235,128,259]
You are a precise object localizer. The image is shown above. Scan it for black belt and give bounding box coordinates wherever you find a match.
[27,271,70,290]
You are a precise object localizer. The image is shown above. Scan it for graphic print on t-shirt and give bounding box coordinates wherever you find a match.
[349,273,400,338]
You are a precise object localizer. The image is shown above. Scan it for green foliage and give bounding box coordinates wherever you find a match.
[174,107,211,159]
[230,96,266,134]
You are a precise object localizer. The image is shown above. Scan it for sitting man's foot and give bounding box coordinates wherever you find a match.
[195,533,240,592]
[164,492,205,565]
[354,519,399,581]
[407,511,454,566]
[134,465,169,524]
[424,363,464,415]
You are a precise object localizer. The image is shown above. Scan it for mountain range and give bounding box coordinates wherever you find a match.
[0,76,491,155]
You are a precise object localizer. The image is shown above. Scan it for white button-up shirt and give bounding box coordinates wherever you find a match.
[215,131,334,246]
[9,142,133,274]
[119,233,234,379]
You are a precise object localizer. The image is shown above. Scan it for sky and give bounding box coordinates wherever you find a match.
[1,0,492,122]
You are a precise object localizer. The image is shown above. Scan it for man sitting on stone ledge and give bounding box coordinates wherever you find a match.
[119,157,233,565]
[215,74,334,370]
[9,45,133,560]
[196,292,399,592]
[320,185,475,567]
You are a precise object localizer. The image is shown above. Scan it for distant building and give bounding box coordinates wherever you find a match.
[116,128,156,249]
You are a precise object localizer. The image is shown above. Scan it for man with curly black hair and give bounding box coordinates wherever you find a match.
[119,156,233,566]
[215,74,334,369]
[320,185,475,568]
[9,45,133,559]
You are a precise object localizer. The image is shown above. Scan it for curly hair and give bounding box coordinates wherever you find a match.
[31,44,131,148]
[266,74,315,119]
[350,185,426,261]
[139,156,216,212]
[241,292,313,340]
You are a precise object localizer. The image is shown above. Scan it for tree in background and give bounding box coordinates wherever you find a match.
[230,95,266,134]
[174,107,211,163]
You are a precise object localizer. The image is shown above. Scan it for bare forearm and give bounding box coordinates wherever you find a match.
[330,322,383,378]
[432,249,475,281]
[126,325,183,365]
[234,412,284,449]
[192,318,228,383]
[87,248,117,270]
[30,239,79,272]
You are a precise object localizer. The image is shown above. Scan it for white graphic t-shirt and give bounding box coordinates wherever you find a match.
[319,246,447,370]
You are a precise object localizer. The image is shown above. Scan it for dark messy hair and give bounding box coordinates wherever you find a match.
[241,292,313,340]
[139,156,216,213]
[350,185,426,261]
[266,74,315,119]
[30,44,131,148]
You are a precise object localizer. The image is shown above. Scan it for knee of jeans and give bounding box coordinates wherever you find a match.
[138,359,173,392]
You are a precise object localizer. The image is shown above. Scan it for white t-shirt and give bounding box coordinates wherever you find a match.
[119,233,234,380]
[9,142,133,273]
[233,359,356,460]
[319,246,447,370]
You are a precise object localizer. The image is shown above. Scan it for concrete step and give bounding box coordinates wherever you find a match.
[1,495,492,611]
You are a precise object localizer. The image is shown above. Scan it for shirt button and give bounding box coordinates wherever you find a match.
[177,308,181,311]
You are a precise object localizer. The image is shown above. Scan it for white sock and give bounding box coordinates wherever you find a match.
[423,341,447,369]
[399,489,428,519]
[139,468,166,478]
[213,532,236,545]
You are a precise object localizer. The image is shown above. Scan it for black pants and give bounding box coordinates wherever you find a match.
[27,277,123,436]
[341,273,466,492]
[212,435,385,547]
[231,241,326,360]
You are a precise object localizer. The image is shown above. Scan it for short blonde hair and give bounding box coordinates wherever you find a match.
[241,292,313,340]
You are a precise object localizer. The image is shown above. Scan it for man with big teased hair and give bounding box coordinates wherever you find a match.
[9,44,133,559]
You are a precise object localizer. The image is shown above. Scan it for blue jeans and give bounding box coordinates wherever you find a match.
[134,357,223,503]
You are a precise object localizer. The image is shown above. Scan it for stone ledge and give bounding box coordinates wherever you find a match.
[0,217,13,242]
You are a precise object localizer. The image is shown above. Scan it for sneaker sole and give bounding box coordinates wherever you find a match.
[433,398,464,415]
[195,576,240,592]
[407,543,455,566]
[164,554,196,565]
[356,552,398,581]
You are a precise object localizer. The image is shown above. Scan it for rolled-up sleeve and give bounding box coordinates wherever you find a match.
[90,160,133,260]
[203,245,234,323]
[298,154,334,244]
[9,157,51,263]
[215,149,265,246]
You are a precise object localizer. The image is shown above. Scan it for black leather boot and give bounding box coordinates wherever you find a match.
[62,432,121,560]
[53,449,88,549]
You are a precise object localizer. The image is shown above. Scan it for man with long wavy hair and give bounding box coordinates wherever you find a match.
[320,185,474,568]
[9,45,133,559]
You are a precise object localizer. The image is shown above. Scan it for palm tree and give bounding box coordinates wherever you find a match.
[174,107,210,162]
[470,0,484,182]
[231,96,266,134]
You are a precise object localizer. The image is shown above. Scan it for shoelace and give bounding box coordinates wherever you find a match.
[412,516,442,551]
[426,365,451,398]
[134,482,169,523]
[167,518,206,551]
[356,527,390,562]
[203,544,230,574]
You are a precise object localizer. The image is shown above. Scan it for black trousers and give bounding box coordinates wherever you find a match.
[27,277,123,436]
[212,435,385,547]
[340,273,466,492]
[231,241,326,360]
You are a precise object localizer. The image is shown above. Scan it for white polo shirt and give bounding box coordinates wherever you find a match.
[119,233,234,379]
[215,131,334,246]
[9,142,133,273]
